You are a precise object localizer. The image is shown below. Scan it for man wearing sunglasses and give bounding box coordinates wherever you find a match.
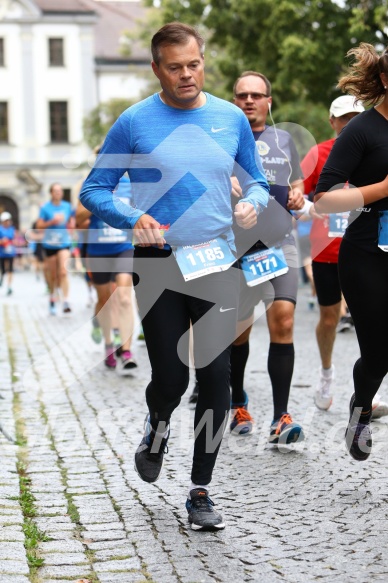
[228,71,308,444]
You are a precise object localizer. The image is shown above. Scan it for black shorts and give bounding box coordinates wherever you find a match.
[88,249,135,285]
[44,246,71,257]
[0,257,14,273]
[312,261,341,306]
[238,243,299,321]
[34,244,45,262]
[79,243,88,259]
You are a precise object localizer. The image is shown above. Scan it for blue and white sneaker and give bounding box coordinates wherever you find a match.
[186,488,225,531]
[229,392,253,435]
[269,413,304,444]
[134,415,169,483]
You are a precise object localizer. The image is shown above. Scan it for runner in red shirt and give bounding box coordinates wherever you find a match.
[302,95,388,418]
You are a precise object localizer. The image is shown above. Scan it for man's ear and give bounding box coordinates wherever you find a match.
[151,61,160,79]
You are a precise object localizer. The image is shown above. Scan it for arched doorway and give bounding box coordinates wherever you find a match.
[0,195,19,229]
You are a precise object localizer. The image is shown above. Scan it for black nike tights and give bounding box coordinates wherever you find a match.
[134,247,239,485]
[339,239,388,411]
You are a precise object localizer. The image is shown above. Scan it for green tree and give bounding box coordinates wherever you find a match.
[83,98,135,148]
[130,0,387,143]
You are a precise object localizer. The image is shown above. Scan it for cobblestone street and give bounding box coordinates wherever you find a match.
[1,270,388,583]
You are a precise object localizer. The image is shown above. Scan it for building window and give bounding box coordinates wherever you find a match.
[0,39,4,67]
[49,38,64,67]
[49,101,68,143]
[0,102,8,142]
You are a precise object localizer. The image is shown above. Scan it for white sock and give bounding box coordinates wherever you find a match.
[322,366,333,379]
[189,482,209,497]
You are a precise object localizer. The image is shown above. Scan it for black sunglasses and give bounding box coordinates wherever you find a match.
[235,92,269,100]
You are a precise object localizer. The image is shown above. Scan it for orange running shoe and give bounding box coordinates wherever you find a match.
[230,395,254,435]
[269,413,304,444]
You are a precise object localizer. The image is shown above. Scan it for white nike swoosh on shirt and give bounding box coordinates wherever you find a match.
[219,307,236,312]
[211,127,227,133]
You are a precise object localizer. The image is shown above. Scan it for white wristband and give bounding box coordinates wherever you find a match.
[294,198,313,217]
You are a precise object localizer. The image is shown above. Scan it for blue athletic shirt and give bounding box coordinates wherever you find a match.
[87,174,134,256]
[233,125,303,255]
[0,225,16,258]
[39,200,73,249]
[80,93,269,248]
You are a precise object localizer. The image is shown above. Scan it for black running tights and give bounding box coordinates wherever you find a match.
[339,239,388,410]
[134,247,239,485]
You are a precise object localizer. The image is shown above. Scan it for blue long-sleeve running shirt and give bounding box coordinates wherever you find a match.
[80,93,269,247]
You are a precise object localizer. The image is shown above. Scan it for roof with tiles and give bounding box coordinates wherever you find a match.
[34,0,95,13]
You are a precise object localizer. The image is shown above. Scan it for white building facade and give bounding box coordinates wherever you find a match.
[0,0,150,230]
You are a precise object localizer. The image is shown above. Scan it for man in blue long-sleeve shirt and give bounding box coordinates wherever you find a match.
[80,22,269,531]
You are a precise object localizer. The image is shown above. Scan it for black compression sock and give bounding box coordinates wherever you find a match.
[268,342,295,420]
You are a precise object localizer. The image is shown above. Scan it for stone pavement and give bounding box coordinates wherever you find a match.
[1,270,388,583]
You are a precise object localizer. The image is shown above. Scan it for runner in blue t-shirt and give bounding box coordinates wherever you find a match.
[80,23,269,532]
[0,211,16,295]
[36,183,75,315]
[76,173,137,372]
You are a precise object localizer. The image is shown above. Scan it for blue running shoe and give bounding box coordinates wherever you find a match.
[186,488,225,531]
[230,393,253,435]
[345,394,372,461]
[49,300,56,316]
[134,416,169,483]
[269,413,304,444]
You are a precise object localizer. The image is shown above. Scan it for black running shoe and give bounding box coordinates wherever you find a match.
[345,394,372,461]
[186,488,225,531]
[188,382,199,407]
[121,350,137,370]
[134,416,169,483]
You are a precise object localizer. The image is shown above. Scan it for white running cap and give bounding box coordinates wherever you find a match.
[329,95,365,117]
[0,211,12,222]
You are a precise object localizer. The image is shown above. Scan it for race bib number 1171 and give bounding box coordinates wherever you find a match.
[240,246,289,287]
